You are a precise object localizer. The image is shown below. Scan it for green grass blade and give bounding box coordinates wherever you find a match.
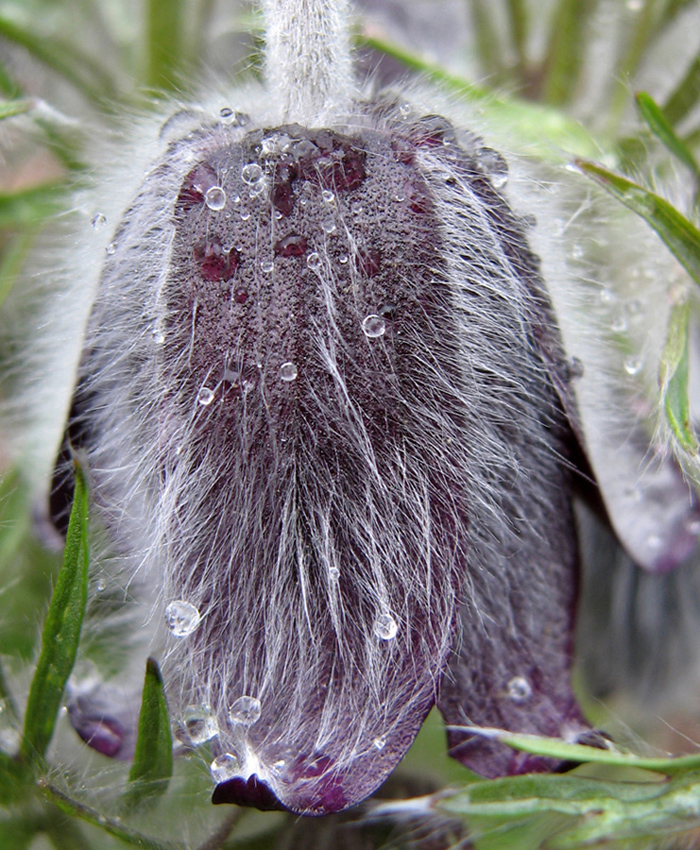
[663,50,700,126]
[505,0,528,76]
[0,98,33,120]
[20,462,89,763]
[636,91,700,179]
[541,0,598,106]
[468,0,507,83]
[124,658,173,807]
[145,0,185,92]
[660,301,698,454]
[575,159,700,285]
[0,183,66,229]
[447,725,700,774]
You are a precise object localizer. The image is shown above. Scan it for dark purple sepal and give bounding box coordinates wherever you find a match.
[213,774,287,811]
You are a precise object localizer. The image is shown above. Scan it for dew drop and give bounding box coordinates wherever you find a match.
[399,103,411,119]
[219,106,235,123]
[91,212,106,230]
[322,216,336,234]
[338,254,349,265]
[183,706,218,744]
[205,186,226,211]
[95,578,106,592]
[329,566,340,580]
[373,735,387,750]
[248,178,267,199]
[624,355,643,375]
[165,600,201,637]
[570,244,584,260]
[374,612,398,640]
[260,260,275,274]
[280,361,298,382]
[477,148,509,188]
[240,209,250,221]
[321,189,335,204]
[210,753,240,782]
[241,163,263,185]
[599,288,616,305]
[106,242,116,255]
[307,252,322,271]
[197,386,215,406]
[152,326,165,344]
[507,676,532,703]
[611,314,628,332]
[229,695,262,726]
[350,199,364,216]
[362,314,386,338]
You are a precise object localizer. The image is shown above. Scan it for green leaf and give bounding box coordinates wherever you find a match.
[20,462,89,763]
[446,725,700,774]
[663,50,700,126]
[575,159,700,286]
[0,98,32,120]
[660,301,698,453]
[468,0,507,83]
[124,658,173,807]
[636,91,700,180]
[145,0,186,92]
[542,0,598,107]
[0,183,66,229]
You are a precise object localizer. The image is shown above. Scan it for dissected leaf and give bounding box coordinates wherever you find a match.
[576,159,700,285]
[660,301,698,454]
[124,658,173,807]
[20,462,89,763]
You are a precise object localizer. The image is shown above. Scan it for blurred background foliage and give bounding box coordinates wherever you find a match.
[1,0,700,848]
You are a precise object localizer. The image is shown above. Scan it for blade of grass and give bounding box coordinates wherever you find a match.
[541,0,598,106]
[468,0,508,84]
[145,0,185,92]
[505,0,528,78]
[663,51,700,126]
[0,98,33,120]
[575,159,700,285]
[636,91,700,183]
[20,462,89,763]
[660,301,698,454]
[355,31,602,159]
[124,658,173,807]
[447,725,700,774]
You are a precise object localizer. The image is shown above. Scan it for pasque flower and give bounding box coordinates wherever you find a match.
[6,0,700,822]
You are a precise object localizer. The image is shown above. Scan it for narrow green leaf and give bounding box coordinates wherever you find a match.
[355,32,602,160]
[20,462,89,763]
[0,182,66,229]
[447,725,700,774]
[542,0,598,106]
[124,658,173,806]
[145,0,185,92]
[40,780,185,850]
[664,51,700,126]
[660,301,698,453]
[0,752,32,804]
[0,98,32,120]
[636,91,700,179]
[468,0,507,83]
[576,159,700,286]
[505,0,528,76]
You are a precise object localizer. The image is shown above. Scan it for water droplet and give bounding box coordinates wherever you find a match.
[393,194,405,203]
[241,163,263,185]
[210,753,240,782]
[240,209,250,221]
[197,386,215,406]
[307,252,322,271]
[624,355,643,375]
[567,357,584,380]
[338,254,349,265]
[219,106,234,123]
[260,260,275,274]
[91,212,106,230]
[374,612,398,640]
[165,600,201,637]
[399,103,411,119]
[599,288,616,305]
[373,735,387,750]
[477,148,509,188]
[152,326,165,344]
[611,314,628,332]
[106,242,116,255]
[329,566,340,580]
[248,178,267,199]
[183,706,218,744]
[229,695,262,726]
[95,578,106,592]
[570,244,584,260]
[321,216,336,234]
[205,186,226,211]
[507,676,532,703]
[280,361,298,382]
[362,314,386,338]
[350,199,364,216]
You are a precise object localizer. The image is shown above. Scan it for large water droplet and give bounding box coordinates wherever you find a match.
[260,260,275,274]
[91,212,106,230]
[241,163,263,185]
[280,361,298,382]
[183,706,218,744]
[197,386,215,406]
[362,315,386,338]
[229,695,262,726]
[322,216,336,234]
[322,189,335,204]
[106,242,116,255]
[307,252,322,271]
[210,753,240,782]
[165,600,201,637]
[373,734,387,750]
[374,612,398,640]
[611,314,628,333]
[205,186,226,211]
[507,675,532,703]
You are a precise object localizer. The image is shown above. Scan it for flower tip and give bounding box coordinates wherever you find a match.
[212,774,287,811]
